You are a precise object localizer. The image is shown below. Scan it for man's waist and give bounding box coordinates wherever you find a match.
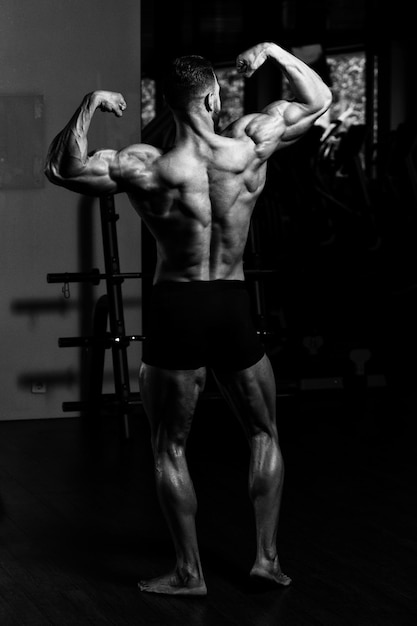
[153,265,245,284]
[151,279,247,292]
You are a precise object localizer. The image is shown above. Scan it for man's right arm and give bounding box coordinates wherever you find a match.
[235,42,332,159]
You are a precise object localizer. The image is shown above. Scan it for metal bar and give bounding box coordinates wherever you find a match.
[62,391,143,413]
[47,270,145,284]
[99,195,131,438]
[58,334,145,348]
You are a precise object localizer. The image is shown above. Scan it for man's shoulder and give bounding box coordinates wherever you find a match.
[111,144,164,191]
[222,109,286,163]
[220,113,260,139]
[115,144,163,179]
[118,143,163,164]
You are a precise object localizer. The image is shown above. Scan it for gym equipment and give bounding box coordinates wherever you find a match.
[47,195,146,438]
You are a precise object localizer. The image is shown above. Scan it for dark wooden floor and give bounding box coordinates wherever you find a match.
[0,386,416,626]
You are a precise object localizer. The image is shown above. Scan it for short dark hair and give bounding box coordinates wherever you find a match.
[162,55,216,110]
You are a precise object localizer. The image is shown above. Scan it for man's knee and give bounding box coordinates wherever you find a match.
[153,436,187,465]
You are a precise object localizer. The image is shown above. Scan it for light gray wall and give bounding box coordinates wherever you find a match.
[0,0,142,420]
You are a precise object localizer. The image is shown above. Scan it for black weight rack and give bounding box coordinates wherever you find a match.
[47,194,146,438]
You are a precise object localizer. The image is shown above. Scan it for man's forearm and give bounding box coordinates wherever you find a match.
[237,42,332,115]
[45,92,99,182]
[265,43,331,111]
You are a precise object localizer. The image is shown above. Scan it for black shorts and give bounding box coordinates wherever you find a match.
[142,280,265,371]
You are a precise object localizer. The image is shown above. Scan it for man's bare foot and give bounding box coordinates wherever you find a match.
[250,557,292,587]
[138,570,207,596]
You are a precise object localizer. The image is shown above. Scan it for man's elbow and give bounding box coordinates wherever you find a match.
[320,85,333,114]
[44,159,70,187]
[44,157,59,183]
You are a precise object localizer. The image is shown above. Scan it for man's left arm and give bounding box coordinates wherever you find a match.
[45,90,126,196]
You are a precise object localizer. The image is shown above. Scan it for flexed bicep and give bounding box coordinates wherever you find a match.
[235,42,332,158]
[45,91,128,196]
[55,143,163,197]
[45,147,121,196]
[262,99,322,147]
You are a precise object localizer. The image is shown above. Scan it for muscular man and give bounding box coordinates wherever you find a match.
[45,42,332,596]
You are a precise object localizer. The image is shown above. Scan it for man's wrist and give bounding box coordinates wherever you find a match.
[83,91,100,110]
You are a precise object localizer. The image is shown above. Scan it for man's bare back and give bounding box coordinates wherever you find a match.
[119,131,267,282]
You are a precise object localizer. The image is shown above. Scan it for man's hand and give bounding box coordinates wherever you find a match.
[236,43,272,78]
[93,91,127,117]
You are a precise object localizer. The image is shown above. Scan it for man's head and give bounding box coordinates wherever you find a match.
[162,55,221,122]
